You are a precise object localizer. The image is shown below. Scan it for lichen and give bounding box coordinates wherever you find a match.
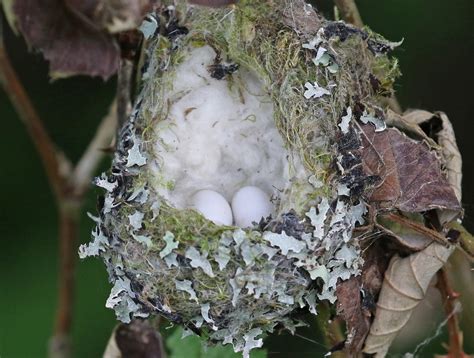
[79,1,401,356]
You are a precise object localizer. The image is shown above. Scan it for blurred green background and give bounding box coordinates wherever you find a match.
[0,0,473,357]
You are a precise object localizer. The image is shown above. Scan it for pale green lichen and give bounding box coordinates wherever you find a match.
[159,231,179,258]
[79,0,401,356]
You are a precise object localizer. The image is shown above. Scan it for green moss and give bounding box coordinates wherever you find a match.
[372,56,401,94]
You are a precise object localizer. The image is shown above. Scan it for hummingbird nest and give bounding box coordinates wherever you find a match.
[80,0,402,356]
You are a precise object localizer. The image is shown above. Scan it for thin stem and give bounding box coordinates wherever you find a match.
[72,100,117,197]
[386,96,402,114]
[436,268,467,357]
[50,203,81,358]
[379,212,452,247]
[333,0,363,28]
[55,207,79,333]
[116,59,133,132]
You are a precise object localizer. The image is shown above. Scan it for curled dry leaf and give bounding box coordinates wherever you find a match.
[2,0,18,33]
[360,124,461,214]
[434,112,463,225]
[361,111,466,356]
[336,242,391,356]
[337,276,370,355]
[14,0,119,79]
[65,0,153,34]
[363,242,455,357]
[385,109,438,148]
[13,0,152,79]
[385,110,462,203]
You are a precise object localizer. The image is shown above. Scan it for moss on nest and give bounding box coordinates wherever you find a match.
[80,1,402,356]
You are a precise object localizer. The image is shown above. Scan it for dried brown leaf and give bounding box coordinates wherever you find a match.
[65,0,152,33]
[336,243,390,355]
[360,124,461,213]
[402,109,436,126]
[14,0,119,79]
[385,109,438,147]
[13,0,151,79]
[436,112,462,202]
[363,242,455,357]
[386,110,462,204]
[336,276,370,356]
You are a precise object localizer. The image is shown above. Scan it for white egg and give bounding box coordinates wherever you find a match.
[189,189,233,226]
[231,186,274,228]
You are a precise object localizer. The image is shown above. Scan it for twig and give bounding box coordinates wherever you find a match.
[379,212,452,247]
[436,268,468,358]
[333,0,363,28]
[386,96,402,114]
[116,59,133,132]
[50,104,115,357]
[1,17,117,358]
[333,0,403,114]
[0,17,66,200]
[72,100,117,196]
[51,101,116,358]
[51,204,80,358]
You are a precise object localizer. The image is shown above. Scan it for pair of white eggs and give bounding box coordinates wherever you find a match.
[189,186,273,228]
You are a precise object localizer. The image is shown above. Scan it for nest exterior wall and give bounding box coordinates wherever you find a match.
[80,1,404,356]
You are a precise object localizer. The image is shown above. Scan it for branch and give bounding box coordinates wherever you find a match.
[50,104,116,358]
[1,17,118,358]
[116,59,133,132]
[72,100,117,197]
[0,17,66,199]
[436,268,468,358]
[333,0,363,28]
[50,206,80,358]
